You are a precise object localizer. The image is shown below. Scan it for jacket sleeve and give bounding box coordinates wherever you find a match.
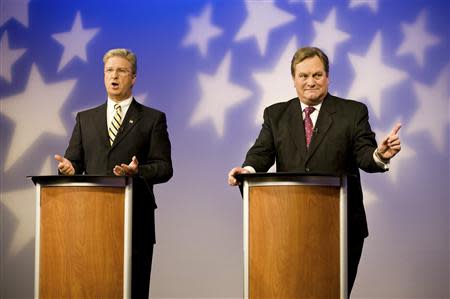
[137,112,173,184]
[352,103,385,173]
[243,107,276,172]
[64,113,86,174]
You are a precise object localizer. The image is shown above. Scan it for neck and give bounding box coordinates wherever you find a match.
[109,96,132,104]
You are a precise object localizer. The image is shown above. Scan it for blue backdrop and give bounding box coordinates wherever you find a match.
[1,0,449,297]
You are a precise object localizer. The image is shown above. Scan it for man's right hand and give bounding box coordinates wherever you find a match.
[54,154,75,176]
[227,167,250,186]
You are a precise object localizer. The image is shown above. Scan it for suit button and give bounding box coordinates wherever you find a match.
[305,168,310,172]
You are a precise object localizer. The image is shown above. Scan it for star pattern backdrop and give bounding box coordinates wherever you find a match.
[1,0,449,298]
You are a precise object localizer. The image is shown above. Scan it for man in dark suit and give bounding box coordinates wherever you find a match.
[55,48,173,298]
[228,47,401,296]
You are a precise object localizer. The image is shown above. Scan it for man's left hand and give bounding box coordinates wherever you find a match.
[113,156,139,176]
[377,123,402,160]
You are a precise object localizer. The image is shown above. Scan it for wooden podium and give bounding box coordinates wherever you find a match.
[31,176,133,299]
[239,173,347,299]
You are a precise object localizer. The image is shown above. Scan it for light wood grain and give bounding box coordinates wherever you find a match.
[249,185,340,299]
[39,186,124,299]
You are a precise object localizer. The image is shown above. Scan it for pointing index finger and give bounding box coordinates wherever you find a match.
[391,123,402,136]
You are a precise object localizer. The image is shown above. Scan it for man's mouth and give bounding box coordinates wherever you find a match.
[111,82,119,88]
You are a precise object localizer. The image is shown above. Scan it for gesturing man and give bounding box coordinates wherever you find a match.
[228,47,401,296]
[56,48,173,298]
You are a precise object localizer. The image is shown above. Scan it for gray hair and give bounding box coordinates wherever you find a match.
[103,48,137,74]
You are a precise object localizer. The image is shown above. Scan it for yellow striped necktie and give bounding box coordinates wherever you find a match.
[109,104,122,145]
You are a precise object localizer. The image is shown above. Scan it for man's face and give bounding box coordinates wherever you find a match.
[293,56,329,106]
[104,56,136,101]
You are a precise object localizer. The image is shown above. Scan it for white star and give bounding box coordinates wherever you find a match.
[289,0,315,14]
[0,0,30,27]
[190,52,252,138]
[311,8,350,62]
[1,155,53,256]
[1,64,77,170]
[235,0,296,55]
[374,124,415,183]
[396,10,440,68]
[0,31,26,83]
[182,3,223,57]
[52,11,100,72]
[1,188,35,256]
[347,32,407,119]
[349,0,378,13]
[408,64,449,153]
[252,36,298,125]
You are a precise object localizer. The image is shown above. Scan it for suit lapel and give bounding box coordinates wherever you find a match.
[306,95,335,160]
[94,103,110,148]
[110,99,142,150]
[287,99,308,156]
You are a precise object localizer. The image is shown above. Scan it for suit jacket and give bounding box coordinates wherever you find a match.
[243,93,386,238]
[64,98,173,245]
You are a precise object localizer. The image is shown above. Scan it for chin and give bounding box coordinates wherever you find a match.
[309,94,326,101]
[304,96,318,101]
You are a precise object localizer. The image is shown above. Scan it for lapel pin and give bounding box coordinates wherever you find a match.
[129,120,134,124]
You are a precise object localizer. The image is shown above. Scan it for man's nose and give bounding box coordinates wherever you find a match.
[305,76,315,86]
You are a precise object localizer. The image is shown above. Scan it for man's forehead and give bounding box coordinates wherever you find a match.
[105,56,131,66]
[295,66,325,73]
[297,57,323,65]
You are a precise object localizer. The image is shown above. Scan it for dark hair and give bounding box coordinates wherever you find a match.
[290,47,329,77]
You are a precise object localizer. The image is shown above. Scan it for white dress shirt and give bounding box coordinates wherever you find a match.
[107,96,133,127]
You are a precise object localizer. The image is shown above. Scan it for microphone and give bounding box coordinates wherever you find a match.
[313,127,319,134]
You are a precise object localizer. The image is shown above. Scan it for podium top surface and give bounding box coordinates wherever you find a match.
[236,172,346,186]
[29,175,130,187]
[236,172,344,180]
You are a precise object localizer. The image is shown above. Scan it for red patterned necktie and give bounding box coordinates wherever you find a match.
[304,106,315,148]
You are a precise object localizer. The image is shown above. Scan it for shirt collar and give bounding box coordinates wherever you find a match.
[300,100,322,113]
[107,96,133,111]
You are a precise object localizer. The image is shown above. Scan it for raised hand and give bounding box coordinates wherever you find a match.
[377,123,402,160]
[54,154,75,175]
[113,156,139,176]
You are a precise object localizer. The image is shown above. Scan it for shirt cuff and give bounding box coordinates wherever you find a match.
[373,149,390,170]
[243,166,256,173]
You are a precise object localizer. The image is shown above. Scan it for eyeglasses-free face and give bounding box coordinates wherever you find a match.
[293,56,329,106]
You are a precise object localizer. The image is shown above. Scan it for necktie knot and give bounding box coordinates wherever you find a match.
[304,106,315,116]
[114,104,121,112]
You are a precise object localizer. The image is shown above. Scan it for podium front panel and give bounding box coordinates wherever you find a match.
[33,176,133,299]
[242,175,347,299]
